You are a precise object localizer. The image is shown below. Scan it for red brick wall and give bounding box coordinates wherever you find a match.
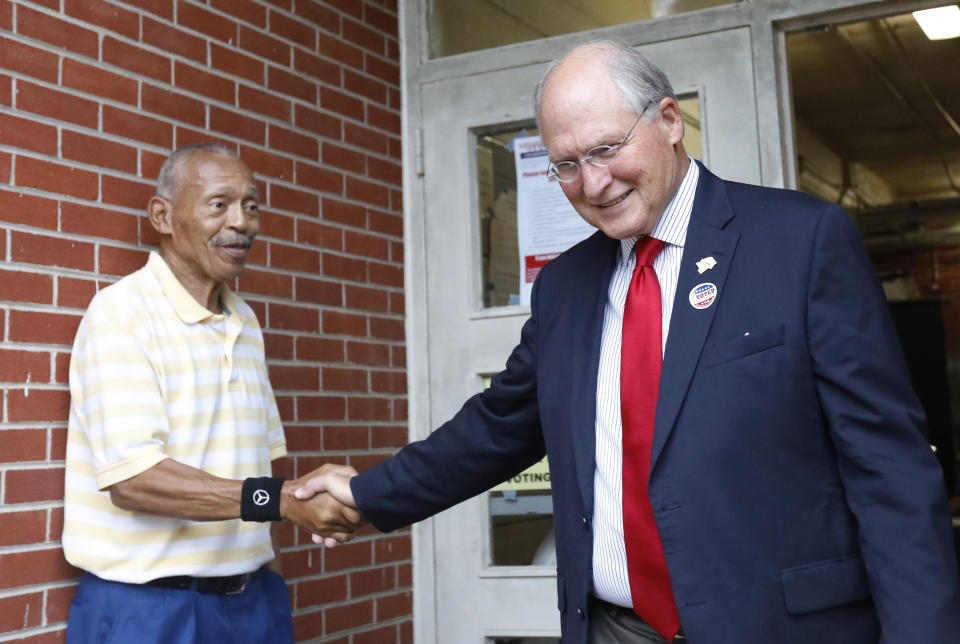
[0,1,411,642]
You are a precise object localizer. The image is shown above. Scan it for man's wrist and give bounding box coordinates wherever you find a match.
[240,476,285,522]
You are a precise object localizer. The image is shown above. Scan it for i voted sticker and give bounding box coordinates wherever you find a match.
[688,282,718,310]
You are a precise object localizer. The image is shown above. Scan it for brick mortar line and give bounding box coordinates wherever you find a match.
[254,241,406,264]
[284,564,407,586]
[268,279,405,296]
[1,34,403,141]
[249,278,407,299]
[280,451,409,460]
[0,419,407,429]
[0,383,68,392]
[284,548,411,573]
[0,302,86,320]
[0,342,59,352]
[7,149,152,191]
[266,333,405,344]
[246,0,402,44]
[0,491,64,501]
[0,362,72,378]
[0,195,404,247]
[0,580,76,600]
[11,0,401,88]
[0,185,405,242]
[0,422,67,430]
[0,106,170,160]
[0,286,409,316]
[280,163,405,191]
[285,449,408,457]
[0,174,148,218]
[0,121,404,196]
[290,594,414,615]
[269,369,407,377]
[261,198,404,220]
[289,597,414,618]
[0,215,152,240]
[0,540,67,555]
[280,427,409,433]
[301,247,404,265]
[278,404,408,411]
[0,64,402,160]
[278,391,405,401]
[268,358,407,368]
[0,624,70,643]
[0,225,397,265]
[311,620,415,644]
[0,320,403,347]
[3,124,403,190]
[170,0,402,65]
[0,258,127,289]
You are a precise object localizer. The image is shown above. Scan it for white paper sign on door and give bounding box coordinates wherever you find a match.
[514,135,595,306]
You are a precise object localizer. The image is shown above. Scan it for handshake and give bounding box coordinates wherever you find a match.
[279,464,366,547]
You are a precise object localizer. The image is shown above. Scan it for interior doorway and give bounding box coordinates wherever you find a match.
[786,7,960,513]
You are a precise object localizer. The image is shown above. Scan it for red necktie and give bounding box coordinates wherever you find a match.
[620,236,681,641]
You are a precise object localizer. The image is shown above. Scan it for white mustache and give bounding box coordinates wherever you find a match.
[212,235,253,248]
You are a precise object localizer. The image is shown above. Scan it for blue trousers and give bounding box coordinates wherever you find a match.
[66,568,293,644]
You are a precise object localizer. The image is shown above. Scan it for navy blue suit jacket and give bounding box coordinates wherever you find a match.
[352,164,960,643]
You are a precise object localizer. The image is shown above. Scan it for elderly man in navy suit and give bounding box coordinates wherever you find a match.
[303,41,960,643]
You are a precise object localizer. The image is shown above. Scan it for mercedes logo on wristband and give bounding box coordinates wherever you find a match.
[241,477,284,522]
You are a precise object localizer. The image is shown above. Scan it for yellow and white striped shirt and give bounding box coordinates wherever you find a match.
[63,252,287,583]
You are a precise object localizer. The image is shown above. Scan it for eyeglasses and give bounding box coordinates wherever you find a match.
[545,101,654,183]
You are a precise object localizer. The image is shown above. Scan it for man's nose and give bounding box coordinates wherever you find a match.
[225,202,251,230]
[579,161,612,199]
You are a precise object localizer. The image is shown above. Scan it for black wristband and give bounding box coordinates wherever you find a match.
[241,476,285,522]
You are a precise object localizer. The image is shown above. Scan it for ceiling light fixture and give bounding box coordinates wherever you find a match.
[913,5,960,40]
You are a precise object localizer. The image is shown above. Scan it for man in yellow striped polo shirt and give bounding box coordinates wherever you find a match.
[62,143,360,643]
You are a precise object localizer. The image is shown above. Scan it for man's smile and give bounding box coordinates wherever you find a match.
[599,189,633,208]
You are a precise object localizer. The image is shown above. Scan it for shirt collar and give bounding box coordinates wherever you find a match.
[145,251,236,323]
[618,156,700,262]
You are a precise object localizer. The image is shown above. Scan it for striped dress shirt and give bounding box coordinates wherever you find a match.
[592,159,700,607]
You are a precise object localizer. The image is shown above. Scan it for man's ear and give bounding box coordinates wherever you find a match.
[148,196,173,235]
[656,97,685,146]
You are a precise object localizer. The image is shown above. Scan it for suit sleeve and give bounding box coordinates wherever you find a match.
[350,280,548,533]
[807,206,960,639]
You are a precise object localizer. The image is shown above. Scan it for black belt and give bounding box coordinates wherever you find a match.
[145,569,258,595]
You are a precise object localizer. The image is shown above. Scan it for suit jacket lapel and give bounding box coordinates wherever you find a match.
[569,233,619,518]
[652,165,739,469]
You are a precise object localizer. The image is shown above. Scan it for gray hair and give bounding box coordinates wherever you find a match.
[155,143,239,200]
[532,40,677,129]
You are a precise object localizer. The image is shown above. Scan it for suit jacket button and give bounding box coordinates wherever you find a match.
[581,516,589,530]
[577,607,585,619]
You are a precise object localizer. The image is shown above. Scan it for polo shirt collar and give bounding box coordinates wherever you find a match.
[146,251,237,323]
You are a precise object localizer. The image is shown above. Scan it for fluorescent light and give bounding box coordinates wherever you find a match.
[913,5,960,40]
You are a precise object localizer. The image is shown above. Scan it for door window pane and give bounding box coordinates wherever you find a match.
[490,474,555,566]
[477,124,533,308]
[429,0,738,59]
